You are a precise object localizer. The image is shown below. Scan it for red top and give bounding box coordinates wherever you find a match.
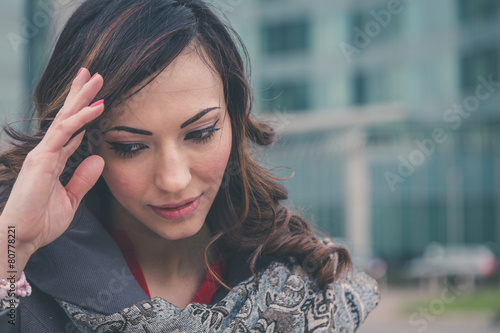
[110,229,225,304]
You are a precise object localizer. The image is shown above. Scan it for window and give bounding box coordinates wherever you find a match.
[261,18,311,56]
[460,47,500,92]
[351,70,399,105]
[352,72,367,105]
[458,0,500,24]
[260,80,310,112]
[350,6,402,42]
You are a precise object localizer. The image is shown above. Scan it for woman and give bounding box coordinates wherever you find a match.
[0,0,379,332]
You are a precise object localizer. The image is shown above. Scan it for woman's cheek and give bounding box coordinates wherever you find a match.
[208,133,232,184]
[102,164,144,198]
[214,151,231,183]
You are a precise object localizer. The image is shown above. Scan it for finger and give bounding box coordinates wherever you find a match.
[61,130,85,158]
[55,68,91,121]
[44,102,105,153]
[65,155,105,211]
[65,67,91,103]
[62,73,104,119]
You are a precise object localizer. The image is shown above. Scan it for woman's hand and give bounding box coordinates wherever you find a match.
[0,68,105,261]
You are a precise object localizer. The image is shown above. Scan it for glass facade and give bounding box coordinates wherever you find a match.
[260,18,311,56]
[228,0,500,264]
[458,0,500,24]
[260,79,311,112]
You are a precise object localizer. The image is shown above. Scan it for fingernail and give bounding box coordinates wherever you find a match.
[90,99,104,107]
[76,67,83,78]
[91,72,99,80]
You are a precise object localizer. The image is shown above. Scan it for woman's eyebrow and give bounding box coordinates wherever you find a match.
[102,106,221,135]
[102,126,153,135]
[180,106,220,129]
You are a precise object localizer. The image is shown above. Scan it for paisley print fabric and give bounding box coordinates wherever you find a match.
[58,258,379,332]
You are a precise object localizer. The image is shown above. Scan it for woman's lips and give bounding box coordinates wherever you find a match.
[150,195,202,220]
[153,195,201,209]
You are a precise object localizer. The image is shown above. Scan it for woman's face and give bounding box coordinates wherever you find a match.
[92,47,232,241]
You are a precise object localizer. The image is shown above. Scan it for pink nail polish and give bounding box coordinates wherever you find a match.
[90,99,104,107]
[91,72,99,80]
[76,68,83,78]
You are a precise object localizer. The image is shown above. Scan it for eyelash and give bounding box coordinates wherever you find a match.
[106,119,221,158]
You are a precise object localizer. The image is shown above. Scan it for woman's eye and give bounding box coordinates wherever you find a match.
[104,120,221,158]
[185,119,220,144]
[106,142,148,158]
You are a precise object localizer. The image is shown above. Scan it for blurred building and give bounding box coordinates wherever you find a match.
[1,0,499,266]
[228,0,500,264]
[0,1,28,136]
[0,0,68,134]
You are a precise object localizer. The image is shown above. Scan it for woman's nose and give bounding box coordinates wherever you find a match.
[153,147,191,193]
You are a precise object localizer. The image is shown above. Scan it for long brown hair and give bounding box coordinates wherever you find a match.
[0,0,350,289]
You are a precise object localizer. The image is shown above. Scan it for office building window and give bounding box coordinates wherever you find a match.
[261,18,311,56]
[458,0,500,24]
[350,6,402,42]
[460,47,500,92]
[352,70,399,105]
[260,80,310,112]
[352,72,367,105]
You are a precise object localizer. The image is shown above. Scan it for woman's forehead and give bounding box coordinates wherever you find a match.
[111,51,224,115]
